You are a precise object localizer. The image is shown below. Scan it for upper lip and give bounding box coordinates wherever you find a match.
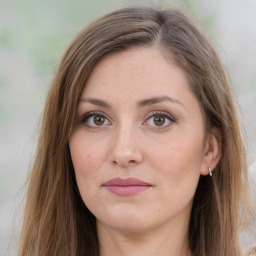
[103,177,151,186]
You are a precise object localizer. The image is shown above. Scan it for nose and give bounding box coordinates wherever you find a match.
[109,124,143,168]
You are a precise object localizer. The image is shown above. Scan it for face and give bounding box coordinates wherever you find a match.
[69,47,211,234]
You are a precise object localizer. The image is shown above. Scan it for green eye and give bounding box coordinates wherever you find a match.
[153,115,165,126]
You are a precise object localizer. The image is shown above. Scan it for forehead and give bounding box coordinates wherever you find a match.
[78,47,205,131]
[81,47,191,100]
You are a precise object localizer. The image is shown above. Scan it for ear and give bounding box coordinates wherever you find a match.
[200,128,222,176]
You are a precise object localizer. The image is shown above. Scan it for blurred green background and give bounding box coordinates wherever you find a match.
[1,0,255,255]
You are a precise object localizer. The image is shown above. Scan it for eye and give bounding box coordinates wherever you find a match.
[81,112,111,128]
[153,115,166,126]
[144,112,175,129]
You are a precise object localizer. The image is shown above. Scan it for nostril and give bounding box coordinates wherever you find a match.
[112,159,138,168]
[110,143,143,167]
[113,160,118,165]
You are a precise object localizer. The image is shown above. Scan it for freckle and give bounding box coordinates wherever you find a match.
[87,155,91,159]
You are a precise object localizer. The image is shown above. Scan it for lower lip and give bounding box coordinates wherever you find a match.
[104,185,151,196]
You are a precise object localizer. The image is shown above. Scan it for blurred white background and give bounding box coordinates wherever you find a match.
[0,0,255,255]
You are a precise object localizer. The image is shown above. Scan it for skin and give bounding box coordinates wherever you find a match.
[69,47,220,256]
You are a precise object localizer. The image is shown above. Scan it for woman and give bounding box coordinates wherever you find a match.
[19,7,253,256]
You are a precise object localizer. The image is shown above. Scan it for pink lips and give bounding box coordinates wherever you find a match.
[103,177,152,196]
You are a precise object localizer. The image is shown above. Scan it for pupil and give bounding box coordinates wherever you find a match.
[94,115,105,125]
[154,116,165,126]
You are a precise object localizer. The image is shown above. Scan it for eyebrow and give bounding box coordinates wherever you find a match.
[137,96,184,108]
[79,98,112,108]
[79,96,184,109]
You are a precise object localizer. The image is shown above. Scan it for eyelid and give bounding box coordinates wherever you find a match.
[144,111,176,122]
[79,110,176,129]
[80,111,112,128]
[143,111,176,128]
[81,110,106,120]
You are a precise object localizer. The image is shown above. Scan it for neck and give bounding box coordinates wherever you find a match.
[97,218,192,256]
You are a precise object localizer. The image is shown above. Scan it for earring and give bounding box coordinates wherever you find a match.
[209,167,213,176]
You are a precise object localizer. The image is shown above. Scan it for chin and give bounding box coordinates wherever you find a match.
[97,209,168,235]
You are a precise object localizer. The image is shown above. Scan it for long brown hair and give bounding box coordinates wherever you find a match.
[19,7,251,256]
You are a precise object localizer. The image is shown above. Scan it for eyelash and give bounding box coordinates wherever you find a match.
[81,111,111,129]
[81,111,176,129]
[143,111,176,129]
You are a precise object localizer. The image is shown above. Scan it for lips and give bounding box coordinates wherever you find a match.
[103,177,152,196]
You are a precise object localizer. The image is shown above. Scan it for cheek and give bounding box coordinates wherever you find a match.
[70,129,105,172]
[147,134,204,190]
[150,140,203,171]
[69,130,107,197]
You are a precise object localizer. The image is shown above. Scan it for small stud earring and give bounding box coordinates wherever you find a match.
[209,167,213,176]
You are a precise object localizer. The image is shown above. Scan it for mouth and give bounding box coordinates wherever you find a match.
[103,177,152,196]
